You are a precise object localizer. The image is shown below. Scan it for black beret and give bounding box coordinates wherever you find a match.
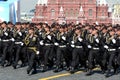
[15,22,21,25]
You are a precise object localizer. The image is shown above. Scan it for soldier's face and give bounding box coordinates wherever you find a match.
[45,27,49,32]
[92,30,97,35]
[110,31,114,36]
[36,25,41,29]
[116,30,120,35]
[28,29,34,34]
[1,23,6,28]
[43,24,46,28]
[108,27,112,30]
[102,29,107,33]
[85,26,89,30]
[51,28,55,31]
[26,24,30,28]
[16,25,21,29]
[22,24,26,28]
[8,24,13,28]
[89,29,92,33]
[75,29,80,34]
[96,26,100,30]
[59,28,64,32]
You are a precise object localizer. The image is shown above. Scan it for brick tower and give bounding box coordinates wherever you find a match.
[97,0,112,24]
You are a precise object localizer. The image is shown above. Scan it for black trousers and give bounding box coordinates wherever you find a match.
[27,48,37,71]
[107,51,117,70]
[1,42,9,65]
[102,50,118,72]
[56,47,70,67]
[71,48,86,68]
[101,50,108,71]
[7,42,14,64]
[117,49,120,65]
[88,49,103,69]
[13,44,22,67]
[0,41,2,57]
[38,45,44,65]
[21,46,28,64]
[43,46,53,67]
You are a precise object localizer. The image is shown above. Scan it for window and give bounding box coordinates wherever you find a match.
[102,10,104,16]
[65,9,68,16]
[88,9,92,16]
[51,0,56,3]
[39,10,42,16]
[51,9,55,16]
[70,9,74,16]
[88,0,92,2]
[75,9,79,17]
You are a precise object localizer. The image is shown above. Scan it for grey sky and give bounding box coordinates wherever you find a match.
[20,0,120,13]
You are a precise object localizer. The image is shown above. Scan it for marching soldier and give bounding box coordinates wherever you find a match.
[35,23,44,66]
[100,26,110,74]
[6,22,14,66]
[103,29,117,77]
[0,21,13,67]
[82,25,91,64]
[24,27,39,75]
[69,27,86,73]
[86,28,103,75]
[40,25,54,72]
[115,28,120,74]
[53,25,70,72]
[12,22,25,69]
[0,25,2,57]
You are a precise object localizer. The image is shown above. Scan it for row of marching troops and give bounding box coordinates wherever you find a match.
[0,21,120,77]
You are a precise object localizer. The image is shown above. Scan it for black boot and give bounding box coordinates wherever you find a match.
[66,67,70,71]
[53,66,62,73]
[41,66,48,72]
[1,62,5,67]
[114,68,119,75]
[5,62,11,67]
[27,67,32,75]
[12,64,17,69]
[31,70,37,74]
[86,69,93,76]
[101,70,105,74]
[105,69,111,77]
[69,67,75,74]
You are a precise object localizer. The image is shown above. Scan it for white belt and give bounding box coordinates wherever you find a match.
[118,47,120,49]
[15,42,22,44]
[59,45,66,48]
[93,47,99,50]
[108,49,116,51]
[45,44,52,46]
[75,46,82,48]
[2,40,9,42]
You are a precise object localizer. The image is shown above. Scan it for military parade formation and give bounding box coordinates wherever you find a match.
[0,21,120,77]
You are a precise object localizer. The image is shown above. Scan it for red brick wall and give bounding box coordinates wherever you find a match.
[32,0,112,25]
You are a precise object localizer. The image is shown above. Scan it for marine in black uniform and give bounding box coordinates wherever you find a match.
[35,23,44,66]
[104,29,117,77]
[0,21,13,67]
[40,25,54,72]
[115,28,120,74]
[100,26,110,74]
[12,22,25,69]
[0,24,2,57]
[86,28,103,75]
[69,27,86,73]
[53,25,70,72]
[6,22,15,66]
[24,27,39,75]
